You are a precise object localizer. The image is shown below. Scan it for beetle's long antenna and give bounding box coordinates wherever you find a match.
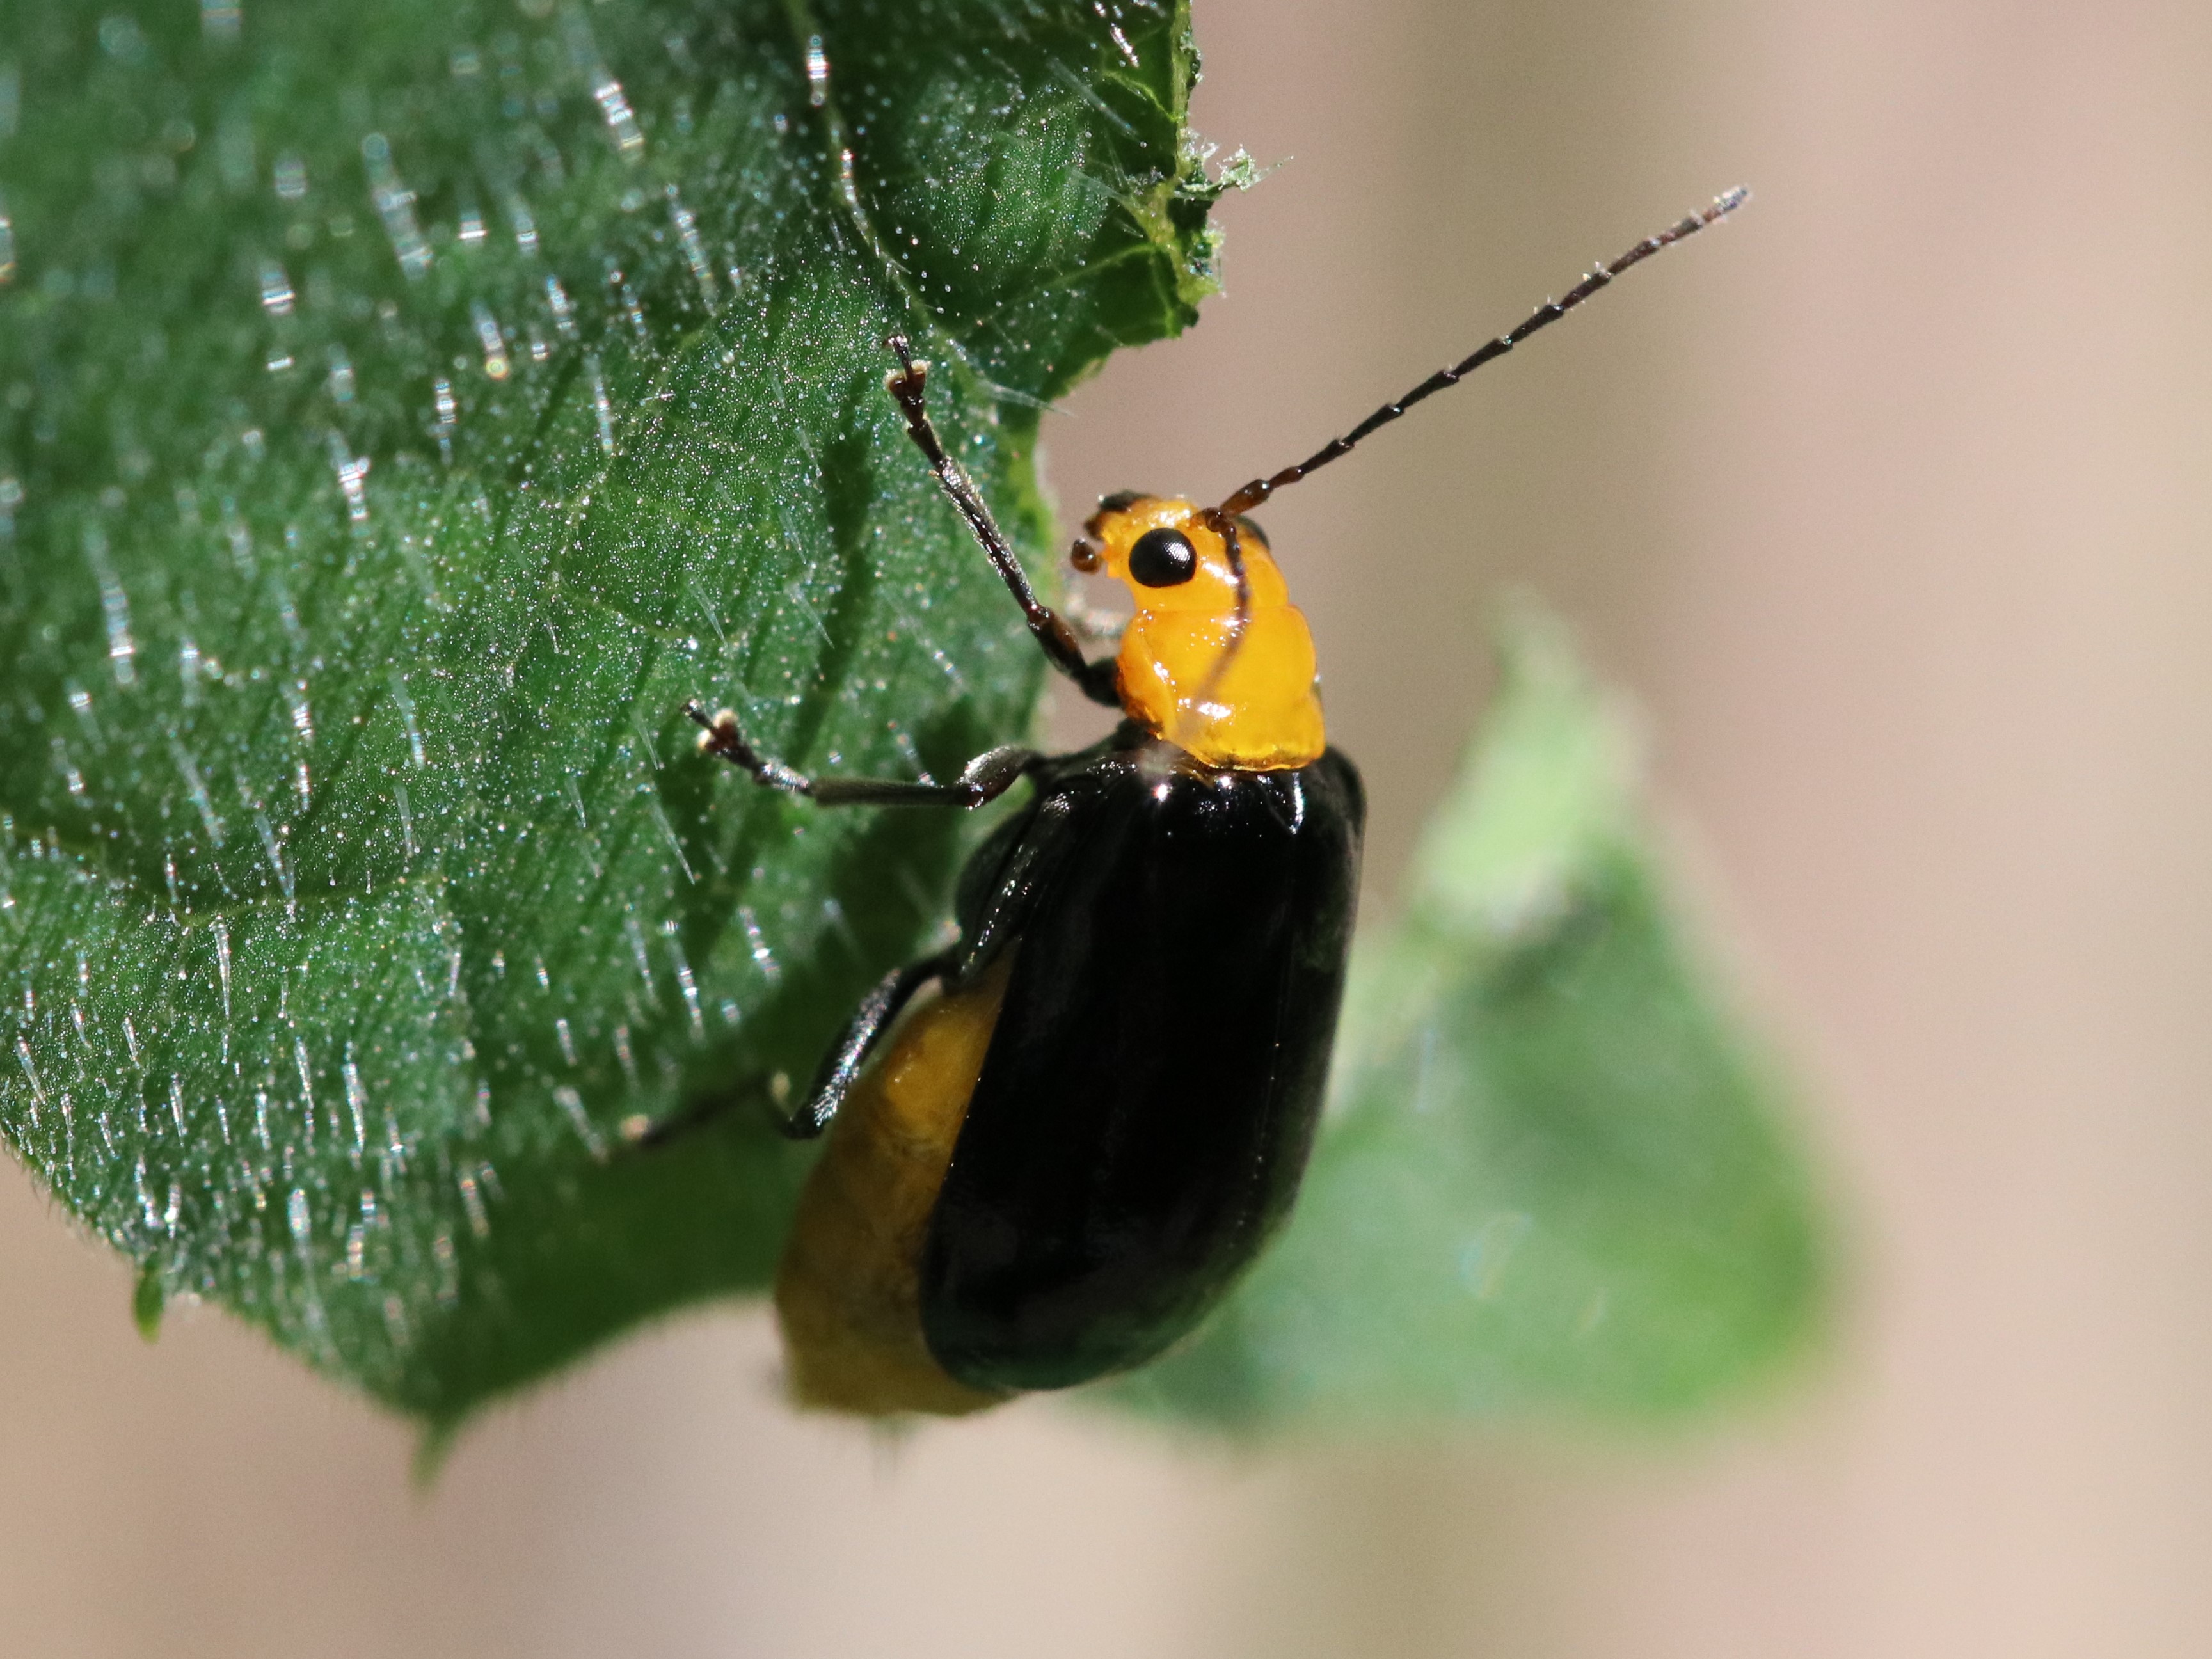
[1184,509,1253,723]
[1217,187,1749,516]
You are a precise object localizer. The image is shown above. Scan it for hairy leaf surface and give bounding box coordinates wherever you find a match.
[0,0,1216,1427]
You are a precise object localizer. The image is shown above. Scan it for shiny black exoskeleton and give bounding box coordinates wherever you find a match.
[920,727,1362,1388]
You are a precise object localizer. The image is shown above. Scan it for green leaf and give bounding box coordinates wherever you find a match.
[1112,609,1832,1429]
[0,0,1216,1429]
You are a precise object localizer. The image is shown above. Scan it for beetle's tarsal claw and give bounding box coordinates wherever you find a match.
[687,704,743,757]
[884,335,928,390]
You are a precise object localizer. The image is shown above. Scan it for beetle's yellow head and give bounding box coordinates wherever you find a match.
[1071,493,1325,772]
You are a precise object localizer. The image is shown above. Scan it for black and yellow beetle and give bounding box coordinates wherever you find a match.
[685,191,1746,1415]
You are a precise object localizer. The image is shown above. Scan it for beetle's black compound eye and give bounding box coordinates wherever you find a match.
[1127,527,1198,588]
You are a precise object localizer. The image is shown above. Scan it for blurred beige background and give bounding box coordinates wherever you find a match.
[8,0,2212,1652]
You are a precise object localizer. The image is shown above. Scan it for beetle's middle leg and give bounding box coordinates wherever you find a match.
[683,703,1041,809]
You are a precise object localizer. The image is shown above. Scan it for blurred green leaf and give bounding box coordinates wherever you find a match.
[1113,610,1832,1429]
[0,0,1216,1429]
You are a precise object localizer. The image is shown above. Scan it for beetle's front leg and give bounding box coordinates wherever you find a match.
[683,703,1041,809]
[882,338,1124,708]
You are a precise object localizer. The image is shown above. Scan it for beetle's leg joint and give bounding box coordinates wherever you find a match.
[953,744,1047,807]
[1076,655,1122,708]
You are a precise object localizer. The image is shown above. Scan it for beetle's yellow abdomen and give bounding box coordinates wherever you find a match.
[1078,496,1325,771]
[773,956,1014,1417]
